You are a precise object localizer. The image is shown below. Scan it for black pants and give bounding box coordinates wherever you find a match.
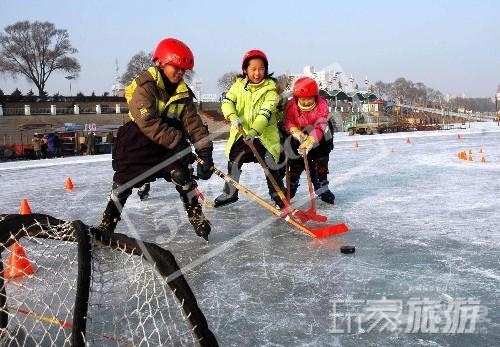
[228,137,285,196]
[284,136,333,195]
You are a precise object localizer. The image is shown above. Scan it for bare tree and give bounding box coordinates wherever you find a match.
[390,77,414,104]
[120,50,194,86]
[372,81,392,100]
[413,82,427,105]
[0,21,80,97]
[275,73,291,93]
[217,72,238,94]
[120,51,151,86]
[427,88,443,108]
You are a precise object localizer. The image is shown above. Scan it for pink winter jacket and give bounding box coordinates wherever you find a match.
[284,96,329,143]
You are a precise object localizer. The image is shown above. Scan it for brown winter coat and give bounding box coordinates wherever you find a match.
[126,66,211,152]
[112,67,212,184]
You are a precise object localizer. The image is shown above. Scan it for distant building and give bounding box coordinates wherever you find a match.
[112,60,125,97]
[288,66,331,91]
[201,93,218,102]
[288,66,361,93]
[112,84,125,97]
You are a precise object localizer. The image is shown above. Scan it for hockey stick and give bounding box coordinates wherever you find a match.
[238,127,313,223]
[302,154,328,223]
[195,187,215,208]
[17,306,72,330]
[15,306,134,346]
[286,160,291,203]
[194,154,348,238]
[286,155,326,223]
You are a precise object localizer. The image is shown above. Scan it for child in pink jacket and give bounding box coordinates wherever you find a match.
[284,77,335,204]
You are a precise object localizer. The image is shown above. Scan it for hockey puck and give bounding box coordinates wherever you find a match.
[340,245,355,254]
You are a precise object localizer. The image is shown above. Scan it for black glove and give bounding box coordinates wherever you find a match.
[196,149,214,180]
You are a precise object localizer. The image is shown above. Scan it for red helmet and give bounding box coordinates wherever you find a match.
[151,38,194,70]
[293,77,319,97]
[241,49,268,71]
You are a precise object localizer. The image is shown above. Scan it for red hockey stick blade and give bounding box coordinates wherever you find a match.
[290,209,309,223]
[288,207,327,224]
[309,222,349,238]
[303,207,328,223]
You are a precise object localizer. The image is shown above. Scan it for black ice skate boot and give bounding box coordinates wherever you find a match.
[137,182,150,200]
[312,178,335,204]
[172,166,211,241]
[98,200,121,233]
[184,199,211,241]
[319,188,335,204]
[214,161,241,208]
[97,183,131,232]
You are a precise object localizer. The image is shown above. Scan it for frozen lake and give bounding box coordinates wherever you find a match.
[1,122,499,346]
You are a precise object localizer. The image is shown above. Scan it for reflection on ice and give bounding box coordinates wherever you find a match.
[0,122,499,346]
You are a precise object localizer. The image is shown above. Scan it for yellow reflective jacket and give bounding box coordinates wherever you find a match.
[221,77,281,161]
[125,66,211,152]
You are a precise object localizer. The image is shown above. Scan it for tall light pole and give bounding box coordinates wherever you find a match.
[194,78,202,108]
[65,75,75,96]
[496,91,500,126]
[348,74,355,115]
[365,75,375,126]
[364,75,369,107]
[332,74,337,110]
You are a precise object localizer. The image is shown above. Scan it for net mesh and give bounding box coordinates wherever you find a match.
[87,241,198,346]
[0,214,218,347]
[0,218,78,347]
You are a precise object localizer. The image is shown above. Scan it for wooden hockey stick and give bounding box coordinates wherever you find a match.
[194,187,215,208]
[238,127,314,223]
[194,154,348,238]
[302,153,328,223]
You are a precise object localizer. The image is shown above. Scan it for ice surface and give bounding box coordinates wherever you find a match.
[1,122,499,346]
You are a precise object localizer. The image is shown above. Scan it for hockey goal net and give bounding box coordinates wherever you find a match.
[0,213,218,347]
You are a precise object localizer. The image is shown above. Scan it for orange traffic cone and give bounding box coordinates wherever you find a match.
[65,177,74,190]
[19,199,32,215]
[457,134,462,140]
[4,242,35,278]
[6,199,36,278]
[406,137,411,144]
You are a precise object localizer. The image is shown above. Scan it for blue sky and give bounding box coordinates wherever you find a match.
[1,0,499,98]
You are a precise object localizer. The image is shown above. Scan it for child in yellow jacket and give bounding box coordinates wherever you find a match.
[214,49,285,208]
